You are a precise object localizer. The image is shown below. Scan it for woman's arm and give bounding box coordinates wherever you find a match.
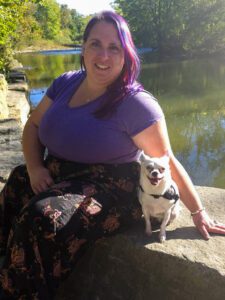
[132,118,225,239]
[22,95,54,194]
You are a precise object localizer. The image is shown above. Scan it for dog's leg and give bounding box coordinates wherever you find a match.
[170,202,180,223]
[159,208,172,242]
[143,208,152,236]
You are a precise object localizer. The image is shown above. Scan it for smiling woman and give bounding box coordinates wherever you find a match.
[1,10,225,300]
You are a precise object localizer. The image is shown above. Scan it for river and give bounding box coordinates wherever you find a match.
[15,50,225,189]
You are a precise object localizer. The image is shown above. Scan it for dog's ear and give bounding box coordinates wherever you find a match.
[139,152,150,162]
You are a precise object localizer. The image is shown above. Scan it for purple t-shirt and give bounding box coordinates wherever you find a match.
[39,70,164,163]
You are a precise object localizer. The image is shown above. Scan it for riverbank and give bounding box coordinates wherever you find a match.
[14,41,80,54]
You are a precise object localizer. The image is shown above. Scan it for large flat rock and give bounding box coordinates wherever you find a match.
[56,186,225,300]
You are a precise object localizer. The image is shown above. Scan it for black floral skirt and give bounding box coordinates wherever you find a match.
[0,155,142,299]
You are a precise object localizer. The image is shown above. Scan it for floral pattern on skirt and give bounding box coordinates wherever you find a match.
[0,155,142,299]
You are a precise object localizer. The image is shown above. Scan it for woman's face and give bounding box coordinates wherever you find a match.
[83,21,125,89]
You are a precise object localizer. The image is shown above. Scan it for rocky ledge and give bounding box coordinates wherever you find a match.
[56,186,225,300]
[0,75,30,190]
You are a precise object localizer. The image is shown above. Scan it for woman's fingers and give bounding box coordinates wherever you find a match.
[208,226,225,234]
[36,178,53,193]
[213,221,225,229]
[192,210,225,239]
[29,167,54,194]
[32,187,39,195]
[197,224,210,240]
[45,176,54,186]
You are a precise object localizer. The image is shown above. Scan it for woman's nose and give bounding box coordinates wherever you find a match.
[97,48,109,59]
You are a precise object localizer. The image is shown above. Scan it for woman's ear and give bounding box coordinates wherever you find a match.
[82,46,85,55]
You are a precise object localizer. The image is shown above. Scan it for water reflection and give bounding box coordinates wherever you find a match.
[16,52,225,188]
[17,52,81,88]
[139,56,225,188]
[30,88,47,107]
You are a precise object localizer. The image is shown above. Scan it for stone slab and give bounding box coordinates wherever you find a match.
[56,186,225,300]
[0,82,28,189]
[6,89,30,125]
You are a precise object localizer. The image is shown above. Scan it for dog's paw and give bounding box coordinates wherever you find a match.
[159,233,166,243]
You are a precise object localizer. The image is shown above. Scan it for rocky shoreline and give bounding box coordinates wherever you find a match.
[0,75,30,191]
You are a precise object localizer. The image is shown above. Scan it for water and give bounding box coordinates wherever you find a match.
[16,50,225,188]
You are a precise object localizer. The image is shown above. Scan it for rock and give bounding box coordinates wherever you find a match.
[8,82,29,92]
[0,81,29,189]
[0,119,24,183]
[0,75,9,119]
[56,186,225,300]
[8,70,26,83]
[7,89,30,125]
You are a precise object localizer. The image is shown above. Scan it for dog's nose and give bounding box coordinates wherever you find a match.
[151,171,158,177]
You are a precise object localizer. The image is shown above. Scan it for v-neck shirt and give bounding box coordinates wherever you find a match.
[39,70,164,163]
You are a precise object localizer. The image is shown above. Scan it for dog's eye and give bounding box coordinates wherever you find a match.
[159,167,165,173]
[146,166,153,171]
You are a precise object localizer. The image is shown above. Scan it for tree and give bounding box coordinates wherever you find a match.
[15,2,43,49]
[0,0,31,72]
[35,0,61,40]
[60,4,72,29]
[113,0,225,56]
[69,10,90,44]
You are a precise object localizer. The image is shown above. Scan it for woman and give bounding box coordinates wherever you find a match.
[0,10,225,300]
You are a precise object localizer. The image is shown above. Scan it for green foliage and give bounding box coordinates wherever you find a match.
[35,0,61,40]
[16,2,43,49]
[113,0,225,56]
[0,0,88,73]
[0,0,30,72]
[69,10,90,44]
[60,4,72,29]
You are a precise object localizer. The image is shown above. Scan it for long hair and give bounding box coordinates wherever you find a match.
[80,10,143,118]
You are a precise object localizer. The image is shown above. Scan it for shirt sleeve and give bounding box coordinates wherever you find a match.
[118,91,164,136]
[46,71,81,101]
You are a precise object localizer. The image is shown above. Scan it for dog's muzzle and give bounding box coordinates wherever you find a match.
[147,174,163,185]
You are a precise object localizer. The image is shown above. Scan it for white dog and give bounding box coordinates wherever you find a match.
[139,152,180,242]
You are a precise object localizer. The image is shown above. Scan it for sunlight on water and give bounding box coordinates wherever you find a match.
[29,88,48,107]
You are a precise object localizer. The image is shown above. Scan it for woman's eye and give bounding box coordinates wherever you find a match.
[90,42,100,48]
[88,41,100,50]
[109,46,120,53]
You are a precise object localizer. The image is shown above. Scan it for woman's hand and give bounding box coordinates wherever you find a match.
[192,210,225,240]
[22,95,54,195]
[28,166,54,195]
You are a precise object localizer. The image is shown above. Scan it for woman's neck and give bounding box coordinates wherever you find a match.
[83,78,107,100]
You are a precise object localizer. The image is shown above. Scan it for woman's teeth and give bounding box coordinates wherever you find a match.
[95,64,109,70]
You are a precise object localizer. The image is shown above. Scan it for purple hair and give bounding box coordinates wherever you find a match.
[80,10,143,118]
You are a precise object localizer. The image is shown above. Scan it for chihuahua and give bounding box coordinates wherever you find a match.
[139,152,180,242]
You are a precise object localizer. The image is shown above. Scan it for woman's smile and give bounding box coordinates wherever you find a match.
[95,63,110,70]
